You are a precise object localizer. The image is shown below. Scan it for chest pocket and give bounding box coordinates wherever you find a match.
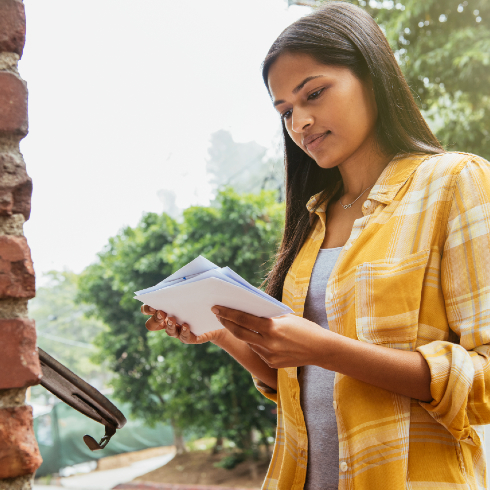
[355,249,430,347]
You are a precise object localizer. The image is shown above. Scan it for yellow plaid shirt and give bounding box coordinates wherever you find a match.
[255,151,490,489]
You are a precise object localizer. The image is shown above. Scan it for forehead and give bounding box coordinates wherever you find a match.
[267,52,350,99]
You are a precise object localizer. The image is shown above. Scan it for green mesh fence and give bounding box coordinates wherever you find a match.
[34,400,174,477]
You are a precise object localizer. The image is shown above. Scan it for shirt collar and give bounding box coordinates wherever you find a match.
[306,152,433,214]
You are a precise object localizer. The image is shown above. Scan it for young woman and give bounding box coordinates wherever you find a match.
[142,3,490,489]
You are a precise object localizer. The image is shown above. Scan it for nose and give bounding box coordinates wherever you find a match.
[291,108,313,134]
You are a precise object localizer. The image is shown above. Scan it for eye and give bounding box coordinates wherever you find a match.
[281,109,292,121]
[308,88,324,100]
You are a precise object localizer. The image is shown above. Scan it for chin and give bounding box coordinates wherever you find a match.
[312,154,341,170]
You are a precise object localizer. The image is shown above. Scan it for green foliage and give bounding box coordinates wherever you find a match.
[347,0,490,158]
[78,190,283,448]
[78,212,178,422]
[168,188,285,286]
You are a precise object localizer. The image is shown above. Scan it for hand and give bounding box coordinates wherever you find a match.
[212,306,330,369]
[141,304,228,345]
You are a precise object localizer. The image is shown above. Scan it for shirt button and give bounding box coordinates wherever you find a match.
[333,401,337,409]
[363,199,371,209]
[326,291,333,302]
[340,461,348,472]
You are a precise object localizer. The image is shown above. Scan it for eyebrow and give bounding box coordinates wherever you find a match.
[273,75,326,107]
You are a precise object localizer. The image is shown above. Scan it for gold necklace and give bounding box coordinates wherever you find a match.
[339,185,373,210]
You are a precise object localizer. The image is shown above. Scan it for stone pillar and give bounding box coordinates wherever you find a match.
[0,1,43,488]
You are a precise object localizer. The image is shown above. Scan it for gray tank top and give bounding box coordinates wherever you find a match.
[298,247,342,490]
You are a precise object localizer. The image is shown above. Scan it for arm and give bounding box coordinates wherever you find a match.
[212,329,278,392]
[316,331,432,402]
[415,156,490,445]
[212,307,431,402]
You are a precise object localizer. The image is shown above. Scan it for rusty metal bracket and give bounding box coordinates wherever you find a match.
[83,425,117,451]
[38,347,126,451]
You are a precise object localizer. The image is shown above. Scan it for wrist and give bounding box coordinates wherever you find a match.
[312,328,338,370]
[211,328,234,349]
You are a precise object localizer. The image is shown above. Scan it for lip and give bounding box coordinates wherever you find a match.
[303,131,330,151]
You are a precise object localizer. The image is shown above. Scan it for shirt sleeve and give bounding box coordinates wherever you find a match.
[417,155,490,447]
[252,374,278,403]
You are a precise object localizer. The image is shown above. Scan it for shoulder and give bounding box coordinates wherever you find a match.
[417,151,490,177]
[411,152,490,195]
[424,153,490,220]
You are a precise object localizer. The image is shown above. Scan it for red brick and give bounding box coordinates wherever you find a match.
[0,235,34,298]
[0,0,26,56]
[0,405,42,479]
[0,72,27,136]
[0,153,31,219]
[0,319,40,389]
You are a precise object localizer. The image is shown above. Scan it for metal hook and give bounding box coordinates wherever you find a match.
[83,425,117,451]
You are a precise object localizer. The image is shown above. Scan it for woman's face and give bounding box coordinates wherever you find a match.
[268,52,379,170]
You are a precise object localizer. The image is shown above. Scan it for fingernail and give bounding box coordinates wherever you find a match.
[157,311,163,320]
[167,319,173,326]
[211,307,219,315]
[182,326,187,332]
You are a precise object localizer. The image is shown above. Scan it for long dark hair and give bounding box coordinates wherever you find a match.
[263,1,444,301]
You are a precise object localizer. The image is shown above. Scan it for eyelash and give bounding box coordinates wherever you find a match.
[308,88,324,100]
[280,88,325,121]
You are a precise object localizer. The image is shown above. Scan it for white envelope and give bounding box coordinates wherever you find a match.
[135,256,218,295]
[135,276,291,337]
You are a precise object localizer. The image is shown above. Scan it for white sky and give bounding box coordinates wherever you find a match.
[19,0,309,281]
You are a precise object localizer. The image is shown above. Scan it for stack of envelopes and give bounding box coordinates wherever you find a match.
[134,256,292,336]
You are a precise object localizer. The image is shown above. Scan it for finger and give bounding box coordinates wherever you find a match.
[141,304,156,316]
[211,306,269,334]
[145,310,167,331]
[165,316,181,338]
[218,316,264,345]
[179,323,195,344]
[193,328,223,345]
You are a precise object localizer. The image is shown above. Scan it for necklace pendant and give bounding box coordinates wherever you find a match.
[339,184,373,211]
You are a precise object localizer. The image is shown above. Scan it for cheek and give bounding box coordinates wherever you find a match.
[352,89,378,132]
[335,99,375,144]
[331,83,376,135]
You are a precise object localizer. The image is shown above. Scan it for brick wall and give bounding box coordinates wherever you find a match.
[0,0,43,488]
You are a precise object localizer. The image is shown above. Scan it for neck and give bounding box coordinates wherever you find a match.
[338,141,394,201]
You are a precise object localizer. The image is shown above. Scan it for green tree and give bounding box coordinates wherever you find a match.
[78,189,283,453]
[153,188,284,450]
[78,212,180,443]
[168,188,284,281]
[347,0,490,158]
